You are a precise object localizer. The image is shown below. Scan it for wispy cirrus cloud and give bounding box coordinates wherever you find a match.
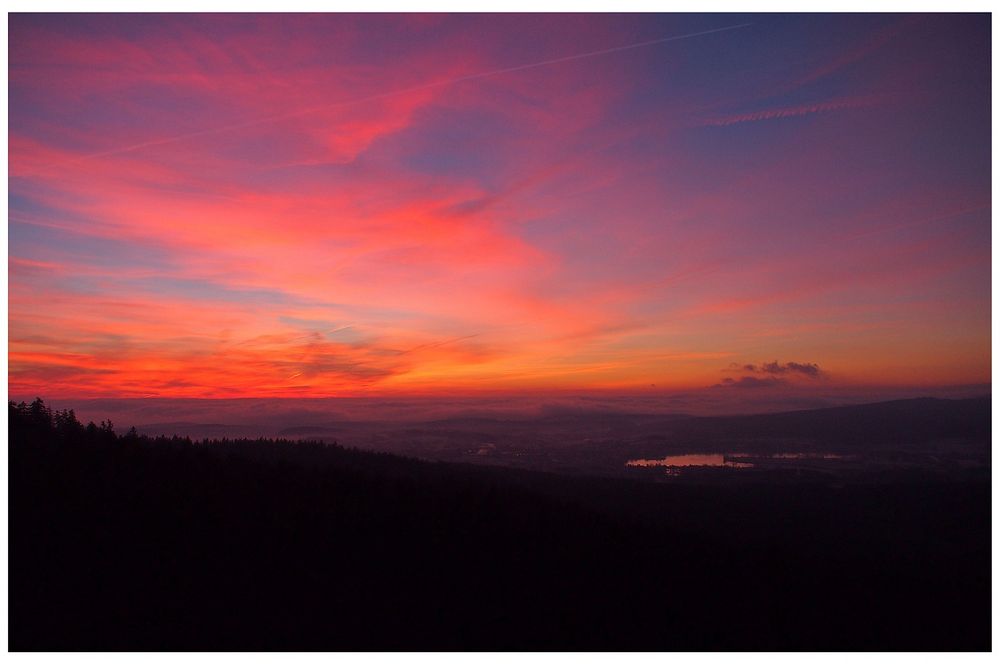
[8,14,991,397]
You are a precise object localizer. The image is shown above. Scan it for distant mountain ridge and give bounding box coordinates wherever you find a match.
[678,396,990,444]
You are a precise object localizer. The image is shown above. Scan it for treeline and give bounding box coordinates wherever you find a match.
[10,399,991,651]
[10,397,120,442]
[9,397,415,471]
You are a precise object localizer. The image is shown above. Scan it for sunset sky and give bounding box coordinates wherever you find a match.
[8,13,991,400]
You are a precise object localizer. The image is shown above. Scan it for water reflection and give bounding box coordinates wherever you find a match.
[625,451,850,471]
[625,454,753,469]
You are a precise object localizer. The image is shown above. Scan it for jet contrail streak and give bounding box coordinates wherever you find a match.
[26,22,753,171]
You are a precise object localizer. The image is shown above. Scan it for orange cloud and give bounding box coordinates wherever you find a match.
[8,15,991,398]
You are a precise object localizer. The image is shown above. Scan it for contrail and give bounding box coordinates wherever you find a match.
[397,334,481,356]
[28,22,753,170]
[698,95,882,127]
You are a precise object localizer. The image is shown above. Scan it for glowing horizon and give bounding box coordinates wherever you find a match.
[9,13,991,399]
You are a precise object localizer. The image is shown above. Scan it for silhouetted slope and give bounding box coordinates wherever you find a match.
[10,399,990,651]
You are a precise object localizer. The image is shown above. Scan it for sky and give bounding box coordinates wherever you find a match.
[8,13,992,404]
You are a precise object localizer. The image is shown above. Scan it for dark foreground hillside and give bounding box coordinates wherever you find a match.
[10,399,990,651]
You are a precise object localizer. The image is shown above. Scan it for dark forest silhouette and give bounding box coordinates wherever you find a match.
[10,398,990,651]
